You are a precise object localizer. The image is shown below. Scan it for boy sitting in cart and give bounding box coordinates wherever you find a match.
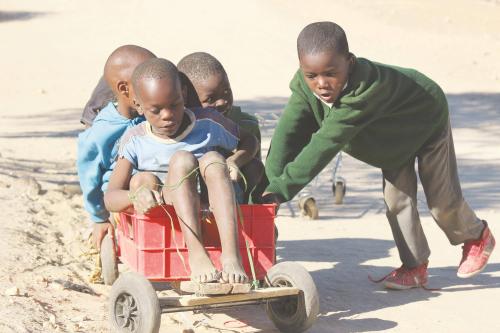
[177,52,264,203]
[104,58,256,288]
[81,52,263,204]
[78,45,156,252]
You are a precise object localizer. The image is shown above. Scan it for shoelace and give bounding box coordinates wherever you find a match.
[462,238,484,259]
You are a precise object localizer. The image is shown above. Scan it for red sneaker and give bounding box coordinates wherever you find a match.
[457,222,495,278]
[383,262,428,290]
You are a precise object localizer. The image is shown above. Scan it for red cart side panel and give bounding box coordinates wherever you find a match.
[117,204,275,281]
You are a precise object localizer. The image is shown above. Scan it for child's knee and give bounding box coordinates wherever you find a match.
[170,150,198,170]
[130,172,159,191]
[385,192,413,215]
[199,151,227,176]
[201,151,225,163]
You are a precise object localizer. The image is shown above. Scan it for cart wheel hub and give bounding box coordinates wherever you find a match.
[116,293,139,331]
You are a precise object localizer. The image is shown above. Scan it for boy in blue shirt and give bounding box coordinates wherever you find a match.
[77,45,156,250]
[105,58,253,286]
[81,52,263,203]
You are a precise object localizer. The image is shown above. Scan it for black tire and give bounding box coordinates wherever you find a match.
[109,272,161,333]
[100,234,118,285]
[298,197,319,220]
[333,181,346,205]
[265,262,319,333]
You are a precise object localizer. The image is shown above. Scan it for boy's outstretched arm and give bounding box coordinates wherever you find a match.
[104,157,134,213]
[226,127,259,180]
[265,74,319,183]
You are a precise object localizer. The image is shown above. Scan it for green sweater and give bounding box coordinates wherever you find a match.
[265,57,449,201]
[226,106,261,144]
[226,106,262,159]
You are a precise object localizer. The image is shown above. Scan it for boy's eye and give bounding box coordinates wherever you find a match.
[326,72,337,77]
[305,74,316,79]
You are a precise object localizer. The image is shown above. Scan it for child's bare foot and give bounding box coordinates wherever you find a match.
[189,253,219,283]
[220,256,249,284]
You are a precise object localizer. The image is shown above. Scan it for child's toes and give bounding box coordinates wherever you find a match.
[220,271,229,283]
[237,273,248,284]
[209,271,220,282]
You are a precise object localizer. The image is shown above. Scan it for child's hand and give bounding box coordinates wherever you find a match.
[130,186,160,214]
[226,160,241,182]
[261,192,283,214]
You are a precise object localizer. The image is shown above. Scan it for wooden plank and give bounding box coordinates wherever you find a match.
[159,287,300,307]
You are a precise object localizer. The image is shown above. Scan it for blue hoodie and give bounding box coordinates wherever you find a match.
[77,102,144,222]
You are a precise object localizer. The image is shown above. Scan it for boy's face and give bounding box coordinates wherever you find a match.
[135,77,185,138]
[299,50,352,104]
[193,73,233,114]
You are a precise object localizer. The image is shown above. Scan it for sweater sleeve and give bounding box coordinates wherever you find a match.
[266,105,369,201]
[264,86,319,184]
[77,133,110,223]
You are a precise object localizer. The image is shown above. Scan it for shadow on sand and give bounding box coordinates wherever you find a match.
[214,237,500,332]
[0,11,48,23]
[214,93,500,332]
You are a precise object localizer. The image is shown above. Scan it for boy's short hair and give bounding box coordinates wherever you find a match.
[297,21,349,57]
[131,58,179,91]
[177,52,227,84]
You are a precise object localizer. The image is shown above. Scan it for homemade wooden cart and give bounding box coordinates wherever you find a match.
[100,204,319,332]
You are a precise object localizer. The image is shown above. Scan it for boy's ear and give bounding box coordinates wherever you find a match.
[181,84,188,102]
[348,53,356,73]
[116,81,129,97]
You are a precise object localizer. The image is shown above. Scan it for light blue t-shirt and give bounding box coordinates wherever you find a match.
[119,107,239,180]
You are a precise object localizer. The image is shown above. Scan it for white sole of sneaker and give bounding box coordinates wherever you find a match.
[383,281,422,290]
[457,266,486,278]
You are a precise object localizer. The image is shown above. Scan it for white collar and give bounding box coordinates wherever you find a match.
[145,108,196,144]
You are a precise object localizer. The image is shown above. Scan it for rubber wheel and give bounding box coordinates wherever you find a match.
[333,181,346,205]
[298,197,319,220]
[109,272,161,333]
[100,234,118,285]
[264,262,319,333]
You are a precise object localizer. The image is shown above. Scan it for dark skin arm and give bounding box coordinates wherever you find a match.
[226,127,259,181]
[96,156,145,251]
[104,157,134,212]
[104,157,159,214]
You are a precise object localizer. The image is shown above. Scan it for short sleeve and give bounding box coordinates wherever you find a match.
[118,136,138,168]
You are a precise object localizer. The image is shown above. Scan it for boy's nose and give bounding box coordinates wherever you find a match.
[317,77,329,89]
[160,108,174,120]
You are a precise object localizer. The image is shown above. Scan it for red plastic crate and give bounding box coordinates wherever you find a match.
[117,204,276,281]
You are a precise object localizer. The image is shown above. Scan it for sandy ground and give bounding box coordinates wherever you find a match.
[1,0,500,332]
